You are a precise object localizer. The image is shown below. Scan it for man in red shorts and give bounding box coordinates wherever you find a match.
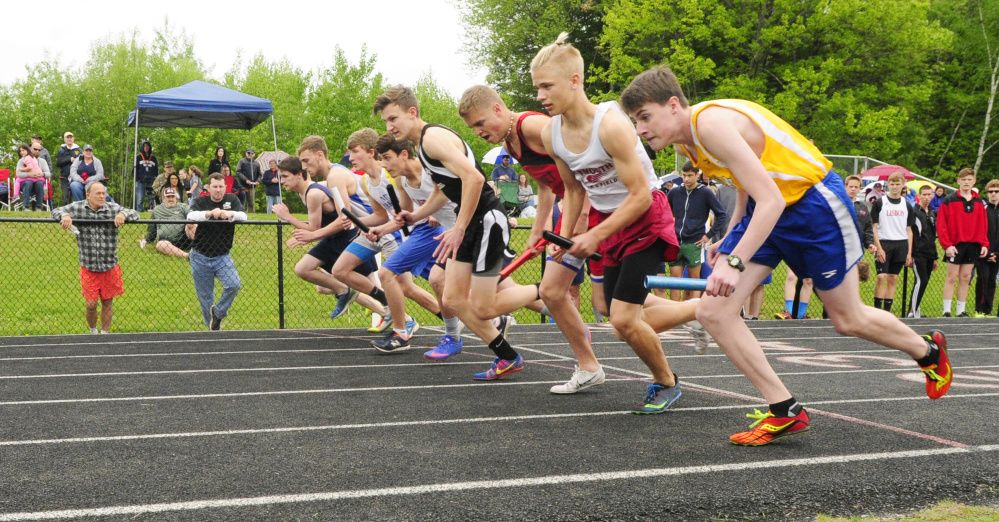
[52,182,139,334]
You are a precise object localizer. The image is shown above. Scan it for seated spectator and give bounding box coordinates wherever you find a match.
[69,145,106,202]
[515,174,534,214]
[15,143,46,211]
[162,172,186,203]
[177,168,192,194]
[490,154,516,181]
[152,161,176,205]
[261,159,282,213]
[140,188,191,259]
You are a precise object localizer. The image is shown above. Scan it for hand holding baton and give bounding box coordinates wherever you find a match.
[542,230,603,261]
[499,238,549,281]
[330,185,370,233]
[385,185,410,235]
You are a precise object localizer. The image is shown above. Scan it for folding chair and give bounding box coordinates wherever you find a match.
[11,176,50,212]
[0,169,10,211]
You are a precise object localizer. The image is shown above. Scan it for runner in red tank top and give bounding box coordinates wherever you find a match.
[460,85,604,394]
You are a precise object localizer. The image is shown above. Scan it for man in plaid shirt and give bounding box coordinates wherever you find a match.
[51,182,139,334]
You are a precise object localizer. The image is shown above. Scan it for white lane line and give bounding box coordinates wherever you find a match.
[4,393,995,447]
[0,348,375,361]
[0,336,339,349]
[1,445,996,521]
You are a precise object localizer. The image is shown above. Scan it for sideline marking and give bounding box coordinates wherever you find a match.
[1,446,996,521]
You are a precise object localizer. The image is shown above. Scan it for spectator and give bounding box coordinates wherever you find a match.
[162,172,186,203]
[937,168,989,317]
[515,173,534,214]
[152,161,176,204]
[712,182,738,242]
[51,182,139,334]
[15,143,46,211]
[235,148,262,212]
[774,268,813,319]
[221,164,237,197]
[188,165,205,198]
[909,184,939,318]
[905,186,918,206]
[929,186,946,213]
[872,172,915,313]
[261,159,282,213]
[844,175,877,255]
[187,173,247,330]
[134,140,158,211]
[55,132,81,205]
[974,180,999,317]
[490,154,516,181]
[69,145,106,201]
[666,161,726,300]
[866,181,885,207]
[177,168,192,194]
[208,145,229,175]
[30,134,53,176]
[141,187,191,259]
[742,275,770,321]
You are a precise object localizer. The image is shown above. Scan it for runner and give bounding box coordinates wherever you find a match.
[619,64,952,445]
[532,33,694,412]
[375,85,540,380]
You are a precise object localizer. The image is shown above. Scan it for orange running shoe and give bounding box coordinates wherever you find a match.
[920,330,952,400]
[730,408,810,446]
[774,311,792,320]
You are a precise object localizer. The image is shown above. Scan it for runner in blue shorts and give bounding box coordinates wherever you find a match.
[622,65,953,446]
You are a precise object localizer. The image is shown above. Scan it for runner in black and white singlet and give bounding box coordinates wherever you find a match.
[533,33,700,414]
[871,173,915,313]
[375,85,543,381]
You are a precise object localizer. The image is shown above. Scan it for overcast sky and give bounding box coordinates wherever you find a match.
[0,0,486,96]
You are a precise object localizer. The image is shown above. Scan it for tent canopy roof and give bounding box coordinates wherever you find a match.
[127,80,273,130]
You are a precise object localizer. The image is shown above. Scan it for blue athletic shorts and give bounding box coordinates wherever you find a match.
[718,171,862,291]
[382,222,444,280]
[308,229,376,275]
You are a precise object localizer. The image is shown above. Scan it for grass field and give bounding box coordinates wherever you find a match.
[1,209,982,336]
[818,500,999,521]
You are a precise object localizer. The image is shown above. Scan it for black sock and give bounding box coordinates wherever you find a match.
[883,299,893,312]
[369,287,388,307]
[489,335,519,361]
[770,397,801,417]
[915,338,939,367]
[874,298,883,309]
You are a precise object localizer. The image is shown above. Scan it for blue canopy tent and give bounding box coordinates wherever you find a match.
[126,80,279,208]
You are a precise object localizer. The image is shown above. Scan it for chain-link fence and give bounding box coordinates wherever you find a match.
[0,216,985,336]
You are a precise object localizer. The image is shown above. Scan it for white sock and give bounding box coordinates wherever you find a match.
[956,301,966,315]
[444,316,463,337]
[943,299,952,313]
[90,327,99,335]
[394,328,410,340]
[100,330,108,334]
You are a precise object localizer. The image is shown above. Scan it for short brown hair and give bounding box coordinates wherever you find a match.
[957,167,976,180]
[919,184,935,193]
[887,172,906,184]
[208,172,225,183]
[986,179,999,191]
[278,156,305,178]
[375,133,414,158]
[346,128,380,153]
[189,165,203,176]
[458,85,505,118]
[845,175,862,186]
[374,85,419,116]
[297,135,329,157]
[620,65,690,114]
[530,32,584,79]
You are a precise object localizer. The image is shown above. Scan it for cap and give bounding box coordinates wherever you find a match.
[64,131,74,138]
[31,134,42,140]
[246,147,255,154]
[163,188,178,197]
[164,161,174,168]
[83,144,93,151]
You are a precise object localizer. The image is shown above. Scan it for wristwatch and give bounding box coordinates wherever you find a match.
[727,254,746,272]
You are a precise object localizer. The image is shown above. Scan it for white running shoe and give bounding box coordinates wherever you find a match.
[685,320,711,355]
[550,365,606,394]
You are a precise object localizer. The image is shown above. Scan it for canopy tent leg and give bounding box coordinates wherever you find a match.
[271,115,281,198]
[132,111,140,211]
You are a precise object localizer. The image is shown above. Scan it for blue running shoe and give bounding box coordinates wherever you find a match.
[406,317,420,337]
[632,376,682,414]
[330,288,359,319]
[424,335,463,361]
[473,354,524,381]
[372,331,410,354]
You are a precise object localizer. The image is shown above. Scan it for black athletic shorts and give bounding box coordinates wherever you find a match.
[945,241,982,265]
[602,238,669,309]
[307,228,376,275]
[454,205,514,275]
[876,239,908,275]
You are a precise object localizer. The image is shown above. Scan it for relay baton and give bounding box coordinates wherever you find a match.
[330,186,370,233]
[498,238,549,281]
[644,276,708,292]
[541,230,603,262]
[385,184,410,235]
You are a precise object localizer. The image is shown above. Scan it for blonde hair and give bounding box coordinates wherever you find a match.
[986,179,999,191]
[530,32,584,79]
[297,135,329,157]
[346,128,379,152]
[887,172,906,184]
[373,85,419,117]
[458,85,505,118]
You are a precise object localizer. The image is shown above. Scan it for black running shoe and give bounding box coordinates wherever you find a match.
[372,331,410,353]
[210,306,222,331]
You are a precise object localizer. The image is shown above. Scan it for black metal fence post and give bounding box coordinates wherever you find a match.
[277,221,285,329]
